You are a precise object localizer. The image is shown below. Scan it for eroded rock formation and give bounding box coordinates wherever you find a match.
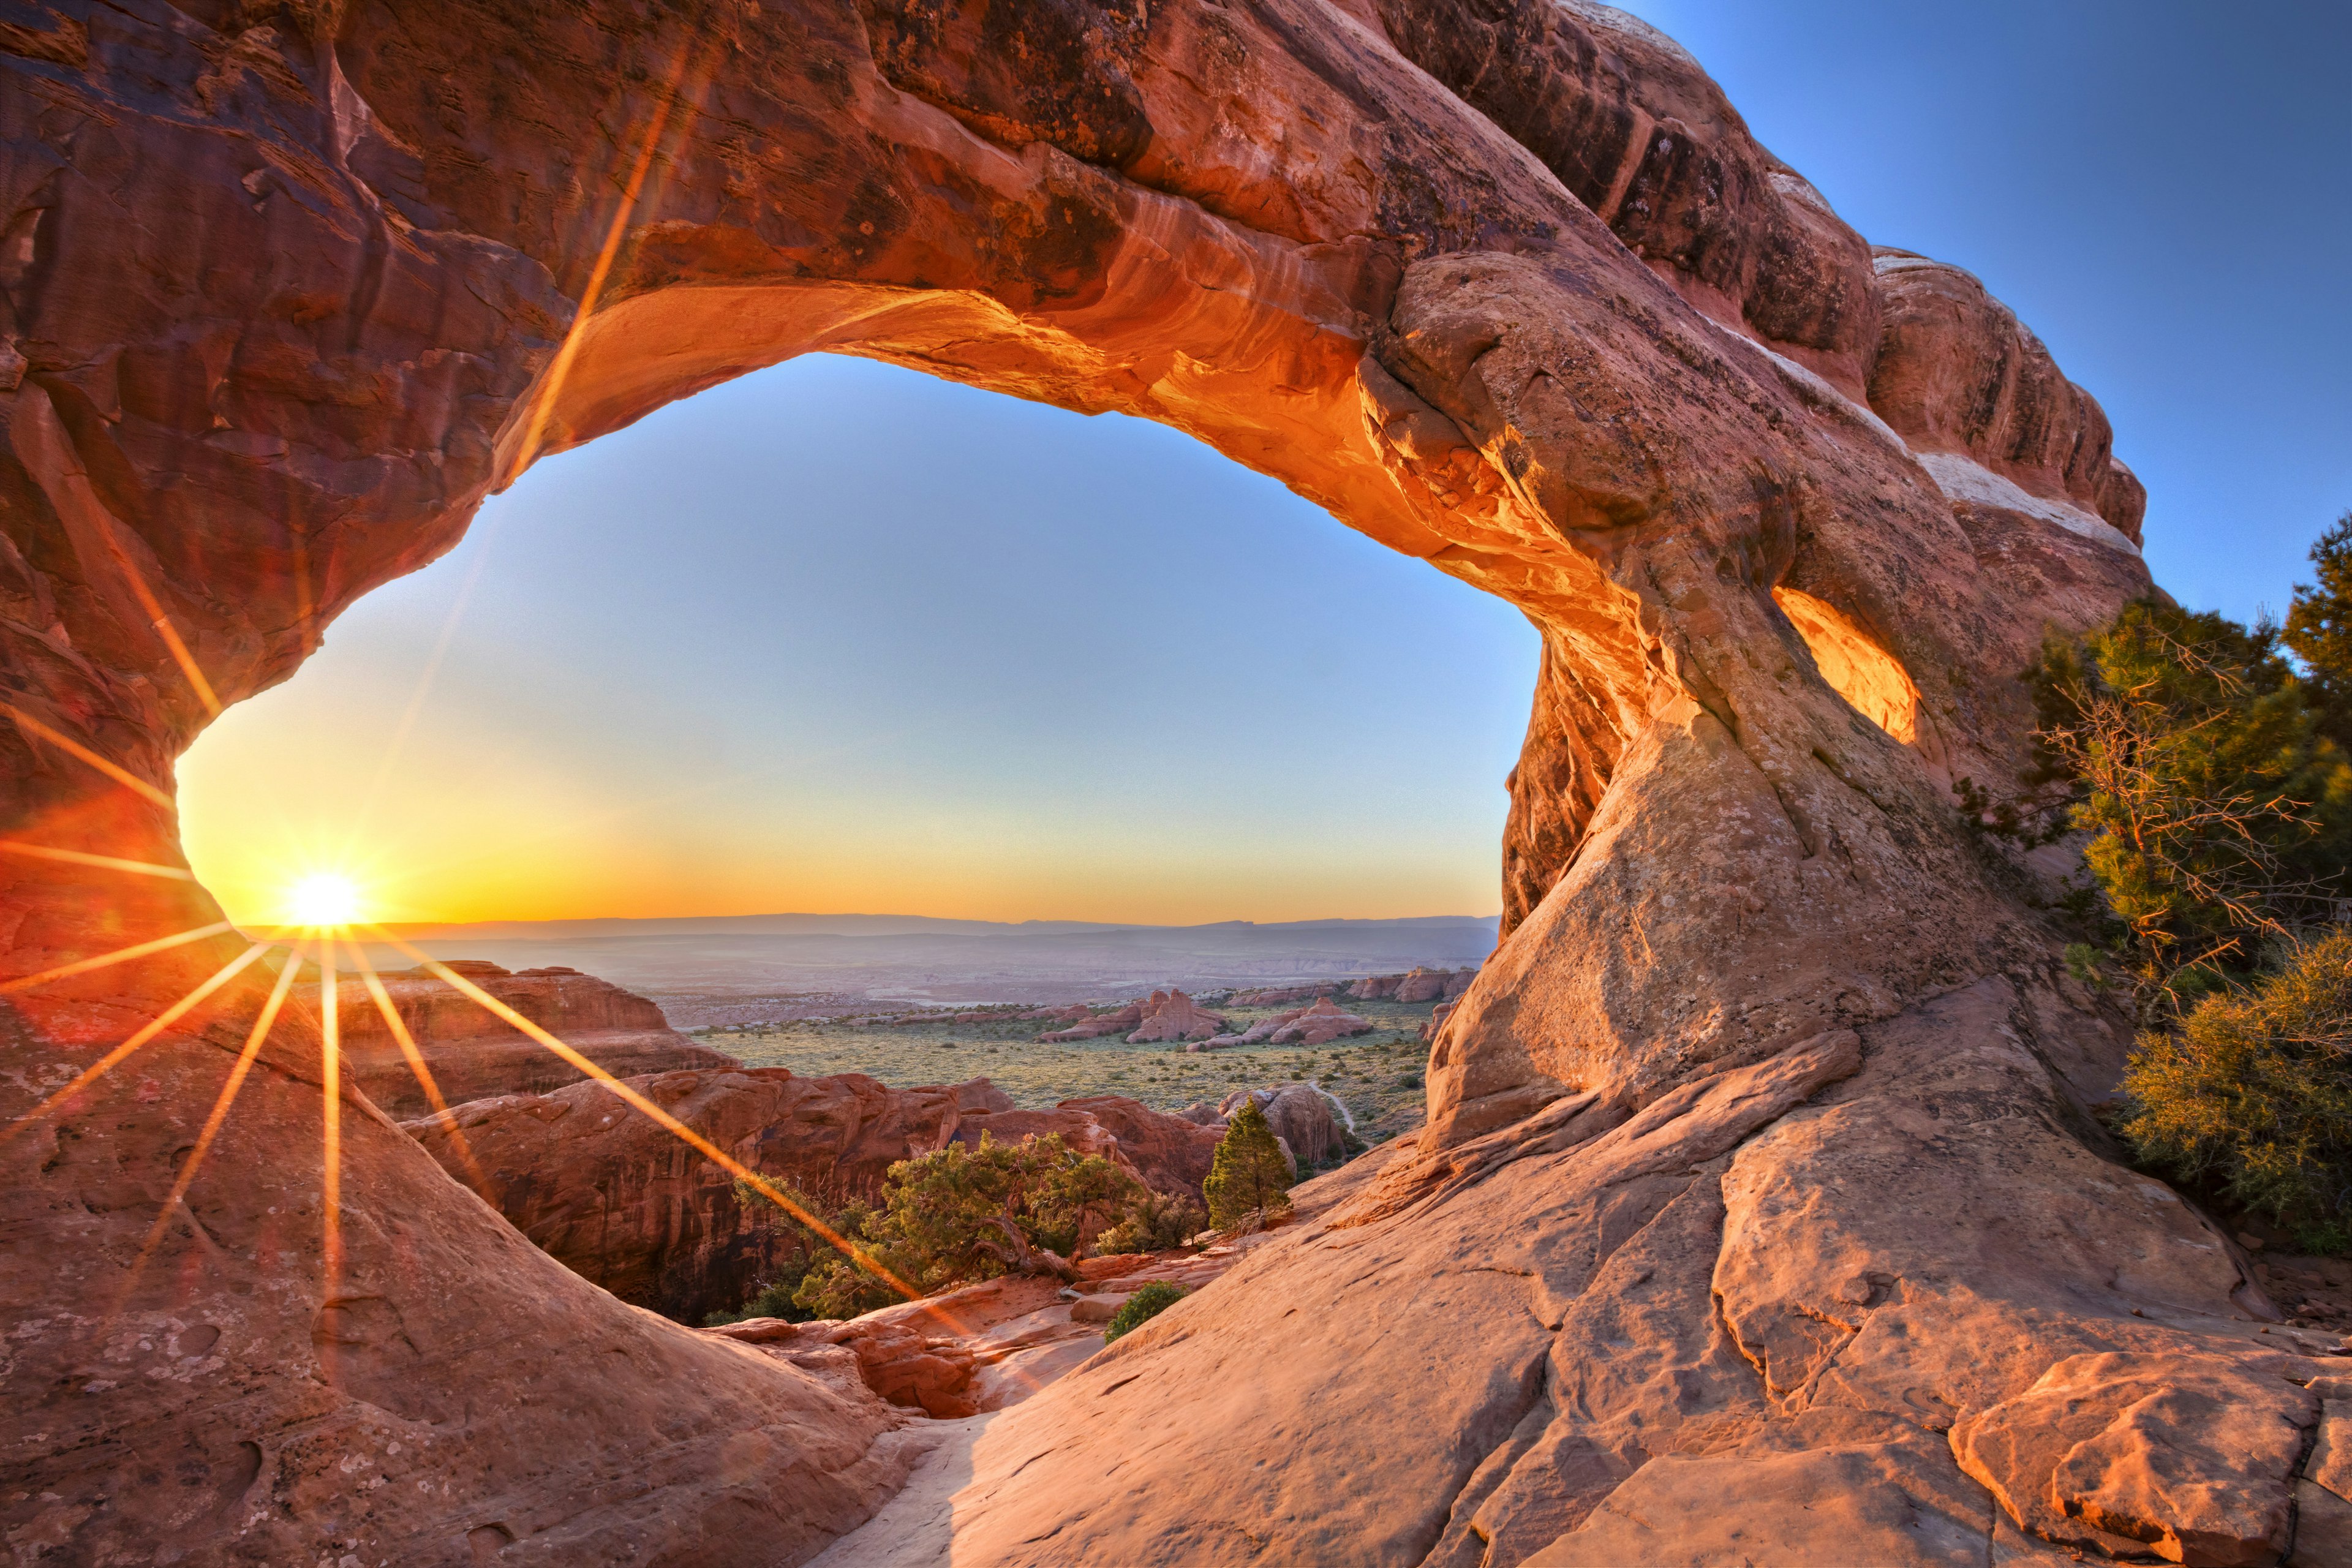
[407,1069,1220,1322]
[335,960,733,1119]
[0,0,2293,1563]
[404,1068,1006,1321]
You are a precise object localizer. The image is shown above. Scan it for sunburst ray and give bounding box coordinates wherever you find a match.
[364,926,948,1315]
[498,39,718,487]
[340,932,492,1194]
[118,948,307,1307]
[318,933,342,1383]
[3,941,269,1140]
[2,703,175,810]
[0,841,196,881]
[0,920,237,997]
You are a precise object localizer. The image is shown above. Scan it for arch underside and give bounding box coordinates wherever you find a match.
[7,3,2295,1567]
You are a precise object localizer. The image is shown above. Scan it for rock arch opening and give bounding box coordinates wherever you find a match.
[1773,586,1926,750]
[173,351,1538,930]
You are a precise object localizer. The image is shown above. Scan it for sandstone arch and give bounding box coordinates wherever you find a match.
[3,3,2309,1566]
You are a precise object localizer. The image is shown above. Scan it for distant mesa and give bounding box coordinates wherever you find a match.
[331,961,735,1119]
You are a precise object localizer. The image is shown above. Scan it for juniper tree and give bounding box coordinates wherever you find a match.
[2286,511,2352,754]
[1203,1098,1294,1231]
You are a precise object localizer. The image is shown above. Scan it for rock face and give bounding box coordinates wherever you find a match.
[334,960,734,1119]
[1052,1095,1225,1199]
[1,0,2280,1562]
[406,1072,1222,1322]
[1219,1084,1346,1171]
[405,1069,997,1322]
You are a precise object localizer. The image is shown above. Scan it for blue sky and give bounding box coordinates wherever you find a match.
[178,0,2350,925]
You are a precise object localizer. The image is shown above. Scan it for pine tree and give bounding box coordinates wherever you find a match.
[1203,1098,1294,1231]
[2286,511,2352,752]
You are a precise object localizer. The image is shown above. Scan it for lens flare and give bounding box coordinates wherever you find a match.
[287,872,363,928]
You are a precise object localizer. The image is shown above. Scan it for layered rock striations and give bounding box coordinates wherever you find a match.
[0,0,2285,1563]
[334,960,734,1119]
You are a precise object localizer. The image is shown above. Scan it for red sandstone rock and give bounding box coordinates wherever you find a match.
[1054,1095,1225,1198]
[1,0,2260,1560]
[405,1069,1000,1321]
[1219,1083,1346,1171]
[954,1096,1225,1204]
[1123,987,1226,1042]
[1268,997,1376,1046]
[332,960,733,1119]
[1952,1351,2312,1564]
[1036,1002,1143,1042]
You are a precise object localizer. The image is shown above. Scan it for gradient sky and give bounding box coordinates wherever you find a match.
[177,0,2351,929]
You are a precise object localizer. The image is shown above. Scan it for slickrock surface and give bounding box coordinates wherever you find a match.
[0,0,2280,1561]
[334,961,735,1119]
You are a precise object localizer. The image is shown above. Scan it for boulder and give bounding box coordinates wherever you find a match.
[1219,1084,1346,1171]
[1951,1351,2312,1562]
[331,961,735,1119]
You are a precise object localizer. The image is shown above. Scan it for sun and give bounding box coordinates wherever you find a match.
[285,871,366,928]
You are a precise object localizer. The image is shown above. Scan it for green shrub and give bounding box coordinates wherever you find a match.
[1202,1099,1293,1231]
[2124,929,2352,1248]
[786,1134,1152,1313]
[1103,1281,1188,1342]
[1095,1189,1207,1255]
[703,1182,880,1325]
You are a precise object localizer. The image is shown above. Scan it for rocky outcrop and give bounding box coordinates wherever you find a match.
[1870,250,2146,545]
[1054,1095,1225,1198]
[1219,1083,1346,1172]
[334,960,734,1119]
[405,1068,995,1322]
[1035,989,1226,1042]
[406,1072,1219,1322]
[1270,997,1376,1046]
[1195,995,1375,1050]
[1036,1002,1142,1042]
[1349,965,1477,1003]
[1227,984,1323,1005]
[1123,987,1226,1042]
[1,0,2252,1561]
